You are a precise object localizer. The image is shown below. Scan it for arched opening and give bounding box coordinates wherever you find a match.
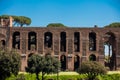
[103,32,116,70]
[28,32,36,50]
[74,32,80,52]
[89,32,96,51]
[44,32,52,48]
[60,32,66,52]
[74,55,80,70]
[89,54,96,61]
[28,53,34,57]
[1,40,5,46]
[12,32,20,49]
[60,55,66,71]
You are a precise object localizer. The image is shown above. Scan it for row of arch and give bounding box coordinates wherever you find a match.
[12,31,97,51]
[27,53,96,71]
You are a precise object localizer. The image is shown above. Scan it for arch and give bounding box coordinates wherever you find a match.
[12,31,20,49]
[89,54,96,61]
[60,32,66,52]
[74,55,80,70]
[89,32,96,51]
[74,32,80,52]
[60,55,66,71]
[28,32,37,50]
[28,53,34,57]
[44,32,52,48]
[0,40,5,48]
[103,32,116,70]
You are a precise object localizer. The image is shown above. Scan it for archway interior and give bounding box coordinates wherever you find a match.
[60,55,66,71]
[12,32,20,49]
[103,32,116,70]
[89,54,96,61]
[44,32,52,48]
[60,32,66,52]
[28,32,36,50]
[89,32,96,51]
[74,32,80,52]
[74,55,80,70]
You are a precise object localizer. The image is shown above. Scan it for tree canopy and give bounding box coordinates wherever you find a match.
[0,49,21,80]
[26,54,60,80]
[47,23,66,27]
[77,61,107,80]
[0,15,31,27]
[104,22,120,28]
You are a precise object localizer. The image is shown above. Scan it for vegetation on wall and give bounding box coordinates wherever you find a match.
[47,23,66,27]
[104,22,120,28]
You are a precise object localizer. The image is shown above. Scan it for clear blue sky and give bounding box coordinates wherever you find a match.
[0,0,120,27]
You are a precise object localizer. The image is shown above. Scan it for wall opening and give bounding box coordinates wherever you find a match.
[12,32,20,49]
[28,32,36,50]
[60,32,66,52]
[74,32,80,52]
[89,32,96,51]
[74,55,80,70]
[89,54,96,61]
[104,32,116,70]
[60,55,66,71]
[44,32,52,48]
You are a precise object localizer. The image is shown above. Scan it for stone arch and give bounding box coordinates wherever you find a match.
[74,55,80,70]
[103,32,116,70]
[44,32,52,48]
[12,31,20,49]
[60,55,66,71]
[28,31,37,50]
[89,54,96,61]
[89,32,96,51]
[0,40,5,48]
[60,32,66,52]
[74,32,80,52]
[28,53,34,57]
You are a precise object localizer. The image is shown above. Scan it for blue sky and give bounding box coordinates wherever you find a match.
[0,0,120,27]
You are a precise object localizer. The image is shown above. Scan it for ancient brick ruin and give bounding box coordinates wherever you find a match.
[0,18,120,71]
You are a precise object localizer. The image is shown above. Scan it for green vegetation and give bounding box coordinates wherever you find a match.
[77,61,107,80]
[0,15,31,27]
[26,54,60,80]
[0,49,21,80]
[47,23,66,27]
[104,22,120,28]
[6,73,120,80]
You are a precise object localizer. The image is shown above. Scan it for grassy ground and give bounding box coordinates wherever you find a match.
[19,71,120,75]
[108,71,120,74]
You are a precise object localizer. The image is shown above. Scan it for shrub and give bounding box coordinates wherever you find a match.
[77,61,107,80]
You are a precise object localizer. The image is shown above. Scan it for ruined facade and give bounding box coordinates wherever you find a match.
[0,18,120,71]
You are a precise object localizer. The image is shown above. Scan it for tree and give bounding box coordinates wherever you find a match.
[47,23,66,27]
[0,15,31,27]
[104,22,120,28]
[77,61,107,80]
[26,54,60,80]
[0,49,21,80]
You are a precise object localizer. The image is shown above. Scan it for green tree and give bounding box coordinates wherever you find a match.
[77,61,107,80]
[0,49,21,80]
[26,54,60,80]
[105,22,120,28]
[0,15,31,27]
[47,23,66,27]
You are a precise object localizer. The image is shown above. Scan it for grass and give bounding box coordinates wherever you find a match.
[19,71,120,76]
[108,71,120,74]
